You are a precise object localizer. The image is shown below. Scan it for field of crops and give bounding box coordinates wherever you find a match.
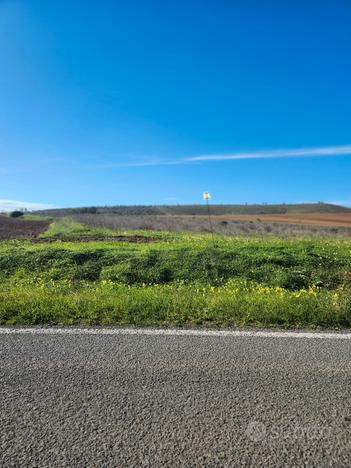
[0,215,351,328]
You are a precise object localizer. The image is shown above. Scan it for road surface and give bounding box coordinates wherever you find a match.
[1,327,350,467]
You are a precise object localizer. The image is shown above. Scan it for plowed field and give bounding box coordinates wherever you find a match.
[187,213,351,228]
[0,216,51,240]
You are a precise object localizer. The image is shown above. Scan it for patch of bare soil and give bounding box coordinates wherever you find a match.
[0,216,51,240]
[181,213,351,228]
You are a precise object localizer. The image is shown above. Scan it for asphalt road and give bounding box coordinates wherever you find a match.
[1,328,351,467]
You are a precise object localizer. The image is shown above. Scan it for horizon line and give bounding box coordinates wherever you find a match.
[2,200,349,212]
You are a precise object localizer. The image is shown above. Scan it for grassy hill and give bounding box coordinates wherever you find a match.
[37,202,351,217]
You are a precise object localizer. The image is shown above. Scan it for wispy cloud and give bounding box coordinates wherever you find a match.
[0,200,56,212]
[327,200,351,207]
[87,159,181,169]
[92,144,351,168]
[187,145,351,162]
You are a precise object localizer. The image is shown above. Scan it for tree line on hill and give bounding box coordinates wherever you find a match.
[36,202,351,217]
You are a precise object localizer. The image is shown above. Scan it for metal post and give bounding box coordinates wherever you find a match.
[203,192,215,246]
[206,199,214,244]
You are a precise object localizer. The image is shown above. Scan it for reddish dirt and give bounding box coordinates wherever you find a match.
[0,215,51,240]
[181,213,351,228]
[31,234,157,243]
[230,213,351,227]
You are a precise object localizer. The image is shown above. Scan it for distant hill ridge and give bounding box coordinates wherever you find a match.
[38,203,351,216]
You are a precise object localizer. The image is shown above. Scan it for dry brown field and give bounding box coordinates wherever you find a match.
[183,213,351,228]
[0,216,51,240]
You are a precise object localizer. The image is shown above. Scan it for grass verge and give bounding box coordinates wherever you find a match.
[1,278,350,329]
[1,217,351,329]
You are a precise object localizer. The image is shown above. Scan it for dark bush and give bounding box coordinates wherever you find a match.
[10,211,24,218]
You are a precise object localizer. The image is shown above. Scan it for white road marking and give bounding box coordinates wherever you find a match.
[0,327,350,339]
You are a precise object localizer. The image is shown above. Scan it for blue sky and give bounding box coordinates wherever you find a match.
[1,0,351,210]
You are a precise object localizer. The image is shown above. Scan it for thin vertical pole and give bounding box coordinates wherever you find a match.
[206,198,215,246]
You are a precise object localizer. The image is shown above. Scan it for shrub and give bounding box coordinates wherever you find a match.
[10,211,24,218]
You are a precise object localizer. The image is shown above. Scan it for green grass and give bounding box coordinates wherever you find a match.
[22,213,52,221]
[1,278,349,328]
[39,217,117,238]
[1,217,351,328]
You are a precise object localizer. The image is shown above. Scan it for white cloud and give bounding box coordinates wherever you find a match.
[327,200,351,207]
[186,144,351,162]
[96,144,351,168]
[0,199,56,212]
[88,159,180,169]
